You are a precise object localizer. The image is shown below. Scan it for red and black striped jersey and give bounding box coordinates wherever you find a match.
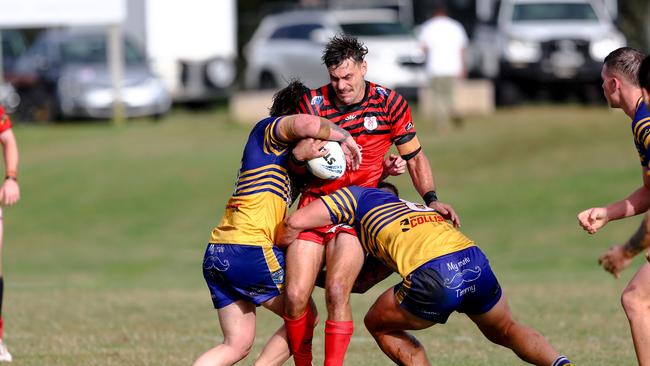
[0,106,13,134]
[297,81,419,197]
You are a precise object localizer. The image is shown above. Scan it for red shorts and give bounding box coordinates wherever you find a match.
[297,191,357,245]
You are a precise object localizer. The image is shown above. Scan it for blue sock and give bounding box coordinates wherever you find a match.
[552,355,572,366]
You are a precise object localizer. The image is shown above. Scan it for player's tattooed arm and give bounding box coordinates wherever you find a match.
[623,213,650,257]
[315,118,349,142]
[315,117,362,170]
[280,114,361,168]
[351,256,394,293]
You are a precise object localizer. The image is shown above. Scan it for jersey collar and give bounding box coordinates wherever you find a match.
[636,96,645,113]
[327,81,370,113]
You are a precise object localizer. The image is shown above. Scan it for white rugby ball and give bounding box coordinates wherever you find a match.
[306,141,346,180]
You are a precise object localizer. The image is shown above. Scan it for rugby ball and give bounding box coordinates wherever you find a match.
[306,141,346,180]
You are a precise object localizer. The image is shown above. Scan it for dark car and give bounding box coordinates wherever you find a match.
[10,28,170,122]
[1,29,27,113]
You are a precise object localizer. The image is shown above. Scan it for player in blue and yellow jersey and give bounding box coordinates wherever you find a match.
[279,185,572,366]
[578,48,650,365]
[193,81,362,366]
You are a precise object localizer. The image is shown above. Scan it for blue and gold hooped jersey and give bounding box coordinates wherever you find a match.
[320,186,474,277]
[632,97,650,170]
[210,117,291,247]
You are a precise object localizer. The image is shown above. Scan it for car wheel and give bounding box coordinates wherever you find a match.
[259,71,277,90]
[496,79,521,106]
[578,82,604,105]
[15,86,59,123]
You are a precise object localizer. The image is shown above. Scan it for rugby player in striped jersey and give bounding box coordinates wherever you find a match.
[284,35,460,366]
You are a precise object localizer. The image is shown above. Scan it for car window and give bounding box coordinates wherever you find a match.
[1,30,27,60]
[60,35,146,64]
[269,23,324,40]
[340,22,411,36]
[512,2,599,21]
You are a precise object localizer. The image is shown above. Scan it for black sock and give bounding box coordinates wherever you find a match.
[0,276,5,318]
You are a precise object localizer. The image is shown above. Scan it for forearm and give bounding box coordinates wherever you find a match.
[276,221,301,248]
[604,186,650,221]
[406,152,436,197]
[1,131,18,177]
[314,117,351,142]
[289,115,351,142]
[623,213,650,257]
[379,169,389,182]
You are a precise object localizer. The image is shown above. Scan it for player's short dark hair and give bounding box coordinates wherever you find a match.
[604,47,645,86]
[432,0,448,14]
[269,80,309,117]
[638,56,650,92]
[322,35,368,69]
[377,181,399,197]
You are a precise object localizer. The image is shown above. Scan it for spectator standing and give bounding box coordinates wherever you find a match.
[417,2,469,132]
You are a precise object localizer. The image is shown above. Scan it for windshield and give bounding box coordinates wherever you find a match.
[512,3,599,21]
[340,22,411,36]
[61,36,146,64]
[1,30,26,60]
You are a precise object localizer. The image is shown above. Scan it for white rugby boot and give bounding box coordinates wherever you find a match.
[0,340,12,362]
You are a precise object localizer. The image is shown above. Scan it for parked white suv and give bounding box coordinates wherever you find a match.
[244,9,426,97]
[471,0,625,103]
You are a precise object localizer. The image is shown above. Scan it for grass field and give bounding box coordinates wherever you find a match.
[3,104,646,365]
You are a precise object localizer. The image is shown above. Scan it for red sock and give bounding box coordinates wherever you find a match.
[324,320,354,366]
[284,305,316,366]
[0,317,4,339]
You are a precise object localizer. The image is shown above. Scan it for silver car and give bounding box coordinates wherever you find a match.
[12,28,171,121]
[244,9,426,97]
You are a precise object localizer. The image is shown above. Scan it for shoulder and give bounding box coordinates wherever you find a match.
[303,85,330,109]
[418,20,434,33]
[254,116,285,143]
[633,104,650,143]
[253,116,278,130]
[369,82,401,103]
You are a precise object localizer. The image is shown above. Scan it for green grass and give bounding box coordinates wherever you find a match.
[3,105,645,364]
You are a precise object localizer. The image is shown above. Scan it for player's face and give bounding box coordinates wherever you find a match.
[601,66,620,108]
[328,58,367,106]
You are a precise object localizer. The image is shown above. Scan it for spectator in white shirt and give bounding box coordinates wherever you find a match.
[418,2,468,132]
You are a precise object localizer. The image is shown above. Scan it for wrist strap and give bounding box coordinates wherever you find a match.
[4,176,17,182]
[423,191,438,206]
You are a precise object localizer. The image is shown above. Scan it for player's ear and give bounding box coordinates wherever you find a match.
[612,76,622,91]
[360,60,367,77]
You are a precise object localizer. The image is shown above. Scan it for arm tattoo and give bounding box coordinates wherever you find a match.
[317,120,331,139]
[623,219,650,256]
[316,118,351,142]
[331,124,351,142]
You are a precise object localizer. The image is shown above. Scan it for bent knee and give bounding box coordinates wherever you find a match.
[364,311,384,334]
[325,282,351,306]
[223,337,254,359]
[285,288,311,316]
[484,319,516,346]
[621,284,650,316]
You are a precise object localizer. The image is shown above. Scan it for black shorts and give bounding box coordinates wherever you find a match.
[394,246,502,323]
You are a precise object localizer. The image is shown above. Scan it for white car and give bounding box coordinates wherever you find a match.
[244,9,426,97]
[470,0,625,104]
